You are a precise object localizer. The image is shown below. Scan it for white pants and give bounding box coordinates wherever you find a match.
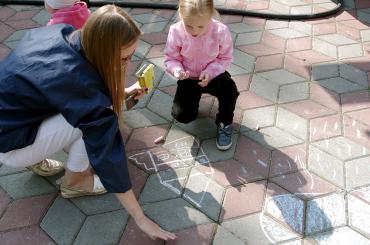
[0,114,89,172]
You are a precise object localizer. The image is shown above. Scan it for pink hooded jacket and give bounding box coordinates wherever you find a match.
[47,2,90,29]
[164,19,233,80]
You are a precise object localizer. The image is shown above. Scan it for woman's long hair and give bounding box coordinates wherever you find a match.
[81,5,141,116]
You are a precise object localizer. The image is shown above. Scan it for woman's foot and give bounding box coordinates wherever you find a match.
[60,169,106,198]
[27,159,64,176]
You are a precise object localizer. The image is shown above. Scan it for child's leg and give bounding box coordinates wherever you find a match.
[171,79,203,124]
[204,72,239,126]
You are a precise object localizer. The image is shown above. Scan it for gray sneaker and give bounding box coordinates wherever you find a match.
[216,123,233,150]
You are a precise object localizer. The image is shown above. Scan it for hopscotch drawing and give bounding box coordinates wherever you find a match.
[128,136,214,208]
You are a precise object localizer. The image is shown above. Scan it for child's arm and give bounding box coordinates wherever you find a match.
[164,26,187,78]
[202,25,233,81]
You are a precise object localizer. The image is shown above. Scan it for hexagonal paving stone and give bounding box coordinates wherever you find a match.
[348,194,370,239]
[71,193,122,215]
[199,134,238,162]
[309,226,369,244]
[119,218,164,245]
[147,90,173,121]
[166,223,215,245]
[212,225,246,245]
[124,108,168,128]
[276,107,308,140]
[346,156,370,190]
[74,210,128,245]
[240,105,276,132]
[142,198,211,232]
[270,144,307,177]
[175,118,218,140]
[0,226,55,245]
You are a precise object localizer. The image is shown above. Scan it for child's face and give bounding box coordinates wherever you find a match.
[183,14,211,37]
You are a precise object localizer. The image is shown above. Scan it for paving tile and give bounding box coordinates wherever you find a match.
[286,37,312,52]
[317,33,357,45]
[261,31,286,52]
[71,193,122,215]
[237,43,282,57]
[243,126,304,150]
[200,134,238,162]
[361,29,370,42]
[132,13,166,24]
[343,113,370,150]
[313,37,337,58]
[309,226,369,244]
[120,218,164,245]
[0,225,55,245]
[0,164,27,176]
[339,63,369,87]
[228,22,260,33]
[236,91,274,110]
[346,156,370,190]
[348,194,370,238]
[0,194,55,231]
[175,117,217,140]
[126,124,168,152]
[271,170,340,200]
[282,99,336,119]
[222,213,299,244]
[351,185,370,204]
[249,74,279,102]
[265,182,305,234]
[240,105,275,132]
[313,22,337,35]
[0,187,11,217]
[166,223,215,245]
[270,144,307,177]
[305,193,346,235]
[235,31,263,46]
[41,196,85,245]
[141,21,167,33]
[288,50,334,64]
[337,22,361,41]
[284,55,311,79]
[0,23,14,43]
[269,28,309,39]
[74,210,128,245]
[31,9,50,25]
[341,90,370,112]
[221,181,266,221]
[142,198,211,232]
[124,108,168,128]
[277,107,308,140]
[228,63,250,76]
[310,114,342,141]
[255,54,283,72]
[310,83,340,112]
[259,69,306,85]
[339,43,364,59]
[212,225,246,245]
[0,44,10,60]
[141,32,168,45]
[184,169,224,221]
[0,172,57,199]
[140,168,188,204]
[318,76,366,94]
[5,20,39,30]
[232,48,255,73]
[0,6,16,21]
[232,74,250,92]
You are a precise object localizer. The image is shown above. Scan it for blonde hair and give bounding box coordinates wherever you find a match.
[81,5,141,116]
[178,0,219,20]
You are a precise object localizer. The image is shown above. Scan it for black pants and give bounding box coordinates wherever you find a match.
[171,71,239,126]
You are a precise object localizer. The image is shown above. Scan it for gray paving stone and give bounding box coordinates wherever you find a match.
[148,90,173,121]
[309,226,370,244]
[72,193,122,215]
[135,40,151,58]
[291,5,313,14]
[243,127,304,150]
[308,145,345,188]
[228,22,260,33]
[183,169,224,221]
[200,134,238,162]
[317,34,357,45]
[259,69,306,85]
[279,82,309,103]
[74,210,128,245]
[306,193,346,235]
[361,29,370,42]
[148,57,166,71]
[32,9,50,25]
[264,193,305,234]
[175,117,218,140]
[346,156,370,190]
[313,38,337,58]
[358,9,370,25]
[41,196,85,245]
[124,108,168,128]
[240,106,276,132]
[232,49,255,73]
[269,28,308,39]
[339,44,363,59]
[141,21,167,33]
[312,136,370,161]
[213,225,246,245]
[348,194,370,239]
[312,62,339,81]
[250,74,280,102]
[4,29,27,42]
[221,213,299,244]
[339,63,369,87]
[0,172,56,199]
[235,31,263,46]
[158,73,177,87]
[343,0,355,9]
[132,13,167,24]
[265,20,289,30]
[0,165,27,176]
[8,4,41,10]
[277,107,308,140]
[317,77,366,94]
[142,198,211,231]
[289,21,312,35]
[228,63,251,76]
[140,168,188,204]
[269,1,291,14]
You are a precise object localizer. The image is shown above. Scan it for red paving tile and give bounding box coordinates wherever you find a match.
[232,74,251,92]
[7,10,40,21]
[313,22,337,35]
[141,32,168,45]
[0,44,11,61]
[242,16,266,28]
[270,144,307,177]
[237,43,282,57]
[286,37,312,52]
[356,0,370,9]
[0,194,55,232]
[236,91,274,110]
[120,219,165,244]
[261,31,286,52]
[284,55,311,79]
[310,114,342,142]
[335,10,357,21]
[0,188,11,218]
[341,90,370,112]
[310,83,341,112]
[282,100,336,119]
[5,20,40,30]
[146,44,165,58]
[125,124,169,152]
[0,225,55,245]
[166,223,215,245]
[0,6,16,21]
[255,54,284,72]
[221,15,243,24]
[0,23,14,42]
[288,50,334,64]
[343,114,370,149]
[337,22,361,41]
[128,163,148,198]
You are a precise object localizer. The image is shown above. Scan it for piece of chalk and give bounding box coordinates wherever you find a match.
[154,136,165,144]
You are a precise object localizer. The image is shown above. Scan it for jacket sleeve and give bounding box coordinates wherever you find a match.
[164,26,185,75]
[203,25,233,80]
[38,65,132,193]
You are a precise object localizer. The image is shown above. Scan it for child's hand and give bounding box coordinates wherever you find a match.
[125,81,148,100]
[135,215,176,241]
[198,72,210,87]
[173,69,190,80]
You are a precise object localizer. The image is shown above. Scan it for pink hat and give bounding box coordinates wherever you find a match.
[45,0,76,9]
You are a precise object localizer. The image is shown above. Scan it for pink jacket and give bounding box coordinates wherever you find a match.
[164,19,233,80]
[47,2,90,29]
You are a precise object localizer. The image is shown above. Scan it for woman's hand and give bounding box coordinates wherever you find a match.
[173,68,190,80]
[135,215,176,241]
[125,81,147,100]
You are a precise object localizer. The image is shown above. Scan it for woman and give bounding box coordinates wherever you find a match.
[0,5,176,241]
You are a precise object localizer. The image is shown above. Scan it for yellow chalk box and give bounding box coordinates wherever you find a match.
[135,63,154,93]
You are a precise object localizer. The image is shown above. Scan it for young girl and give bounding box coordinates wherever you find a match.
[0,5,175,241]
[164,0,239,150]
[45,0,90,29]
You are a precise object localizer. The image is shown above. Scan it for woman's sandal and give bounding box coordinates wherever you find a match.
[60,174,107,199]
[27,159,64,176]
